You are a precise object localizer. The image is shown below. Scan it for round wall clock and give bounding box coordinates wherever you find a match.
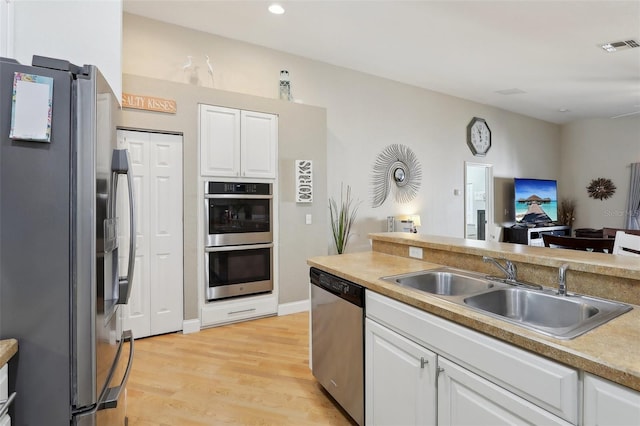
[466,117,492,156]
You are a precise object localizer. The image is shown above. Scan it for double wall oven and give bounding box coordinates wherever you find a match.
[204,181,273,301]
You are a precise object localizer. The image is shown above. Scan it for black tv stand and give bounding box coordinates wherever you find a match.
[504,225,571,246]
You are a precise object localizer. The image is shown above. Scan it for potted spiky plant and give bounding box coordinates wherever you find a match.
[329,184,360,254]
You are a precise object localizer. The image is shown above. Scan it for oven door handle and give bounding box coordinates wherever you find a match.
[204,193,273,200]
[205,243,274,252]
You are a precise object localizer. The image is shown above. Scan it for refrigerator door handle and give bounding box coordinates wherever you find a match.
[111,149,137,305]
[98,330,135,411]
[0,392,16,418]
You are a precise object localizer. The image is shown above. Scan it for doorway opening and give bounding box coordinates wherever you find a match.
[464,162,493,241]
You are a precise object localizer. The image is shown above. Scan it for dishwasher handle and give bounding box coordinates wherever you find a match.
[310,267,364,307]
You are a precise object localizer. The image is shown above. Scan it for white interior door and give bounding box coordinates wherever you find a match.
[464,162,494,241]
[117,129,183,338]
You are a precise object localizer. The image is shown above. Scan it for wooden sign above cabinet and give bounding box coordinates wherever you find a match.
[122,93,177,114]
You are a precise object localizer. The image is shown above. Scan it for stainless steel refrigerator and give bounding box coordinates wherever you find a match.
[0,56,136,425]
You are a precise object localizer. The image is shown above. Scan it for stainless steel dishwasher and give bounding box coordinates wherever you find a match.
[310,267,364,426]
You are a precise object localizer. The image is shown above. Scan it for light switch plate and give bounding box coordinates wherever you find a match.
[409,246,423,259]
[305,214,312,225]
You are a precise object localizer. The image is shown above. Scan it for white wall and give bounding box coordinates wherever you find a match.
[0,0,13,57]
[123,13,561,251]
[560,117,640,230]
[11,0,122,101]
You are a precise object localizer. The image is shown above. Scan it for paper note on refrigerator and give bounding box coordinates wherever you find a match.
[9,72,54,142]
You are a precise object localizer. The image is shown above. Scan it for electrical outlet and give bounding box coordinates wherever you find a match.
[409,246,423,259]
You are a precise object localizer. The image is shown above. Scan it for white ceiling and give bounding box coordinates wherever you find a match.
[123,0,640,124]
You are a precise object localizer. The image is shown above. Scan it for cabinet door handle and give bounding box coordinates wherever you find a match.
[420,357,429,368]
[228,308,257,315]
[436,366,445,380]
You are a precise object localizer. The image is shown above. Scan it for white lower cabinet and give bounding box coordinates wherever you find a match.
[0,364,10,426]
[365,290,578,426]
[200,293,278,327]
[365,318,436,426]
[438,357,570,425]
[583,373,640,426]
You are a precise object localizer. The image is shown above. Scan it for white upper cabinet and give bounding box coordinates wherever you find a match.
[199,104,277,178]
[240,110,278,178]
[199,105,241,177]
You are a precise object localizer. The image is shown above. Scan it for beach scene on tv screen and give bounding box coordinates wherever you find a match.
[515,179,558,223]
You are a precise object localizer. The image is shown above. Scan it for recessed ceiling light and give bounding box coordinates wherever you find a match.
[268,4,285,15]
[559,108,569,113]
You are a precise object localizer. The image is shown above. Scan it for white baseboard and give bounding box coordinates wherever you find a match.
[278,299,310,316]
[182,318,201,334]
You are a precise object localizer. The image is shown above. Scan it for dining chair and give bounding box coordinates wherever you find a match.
[602,227,640,239]
[612,231,640,256]
[542,234,615,253]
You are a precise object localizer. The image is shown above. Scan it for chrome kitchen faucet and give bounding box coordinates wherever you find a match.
[483,256,543,290]
[483,256,518,281]
[558,263,570,296]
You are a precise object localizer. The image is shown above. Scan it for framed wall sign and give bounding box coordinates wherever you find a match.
[296,160,313,203]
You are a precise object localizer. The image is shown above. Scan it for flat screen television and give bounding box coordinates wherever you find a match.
[514,178,558,224]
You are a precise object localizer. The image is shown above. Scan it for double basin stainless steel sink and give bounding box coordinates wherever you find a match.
[382,267,632,339]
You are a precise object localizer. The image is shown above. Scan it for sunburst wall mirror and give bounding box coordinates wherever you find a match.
[371,144,422,207]
[587,177,616,200]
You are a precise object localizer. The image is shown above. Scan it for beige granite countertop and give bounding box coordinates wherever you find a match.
[370,232,640,280]
[308,247,640,392]
[0,339,18,366]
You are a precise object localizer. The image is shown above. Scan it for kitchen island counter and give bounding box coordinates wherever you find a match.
[308,233,640,392]
[0,339,17,366]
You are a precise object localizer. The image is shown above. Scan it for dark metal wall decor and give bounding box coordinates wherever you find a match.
[587,177,616,200]
[371,144,422,207]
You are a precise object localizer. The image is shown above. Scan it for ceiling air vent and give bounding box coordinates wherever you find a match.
[600,39,639,52]
[626,39,640,48]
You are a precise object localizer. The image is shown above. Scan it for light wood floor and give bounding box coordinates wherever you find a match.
[126,312,355,426]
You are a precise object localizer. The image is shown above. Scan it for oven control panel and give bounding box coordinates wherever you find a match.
[206,181,271,195]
